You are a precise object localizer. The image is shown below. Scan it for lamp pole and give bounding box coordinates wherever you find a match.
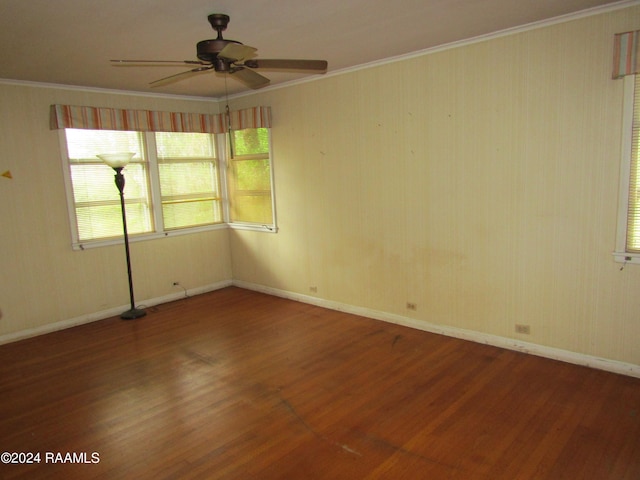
[98,153,146,320]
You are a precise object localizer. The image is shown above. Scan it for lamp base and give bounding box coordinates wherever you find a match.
[120,308,147,320]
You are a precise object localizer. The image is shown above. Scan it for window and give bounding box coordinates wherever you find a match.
[228,128,275,226]
[64,129,154,242]
[60,128,274,249]
[155,132,222,230]
[615,75,640,264]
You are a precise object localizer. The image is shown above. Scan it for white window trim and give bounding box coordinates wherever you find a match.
[614,75,640,265]
[145,132,165,233]
[59,130,277,251]
[226,128,278,233]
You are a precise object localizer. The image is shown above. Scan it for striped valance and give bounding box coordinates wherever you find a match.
[613,30,640,79]
[50,104,272,133]
[229,106,271,130]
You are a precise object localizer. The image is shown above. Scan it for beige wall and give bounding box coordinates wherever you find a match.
[0,84,231,337]
[229,6,640,366]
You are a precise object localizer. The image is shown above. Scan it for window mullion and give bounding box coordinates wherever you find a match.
[146,132,164,233]
[58,130,83,245]
[218,133,232,224]
[267,128,278,230]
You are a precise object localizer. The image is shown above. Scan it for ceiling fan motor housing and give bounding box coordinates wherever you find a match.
[196,39,242,71]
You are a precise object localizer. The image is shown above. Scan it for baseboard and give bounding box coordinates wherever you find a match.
[233,280,640,379]
[0,280,233,346]
[4,279,638,379]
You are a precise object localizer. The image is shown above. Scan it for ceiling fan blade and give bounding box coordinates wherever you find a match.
[243,59,327,72]
[229,67,270,89]
[111,59,207,66]
[150,65,214,87]
[218,43,257,62]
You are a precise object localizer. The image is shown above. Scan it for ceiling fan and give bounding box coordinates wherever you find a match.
[111,13,328,89]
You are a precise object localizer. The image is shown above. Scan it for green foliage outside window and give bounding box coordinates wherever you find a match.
[232,128,269,156]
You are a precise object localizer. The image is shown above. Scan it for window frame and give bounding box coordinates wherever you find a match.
[153,132,224,231]
[59,129,276,251]
[614,75,640,265]
[226,128,278,232]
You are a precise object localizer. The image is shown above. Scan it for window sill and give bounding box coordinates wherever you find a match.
[72,223,229,250]
[228,223,278,233]
[613,252,640,266]
[72,222,277,250]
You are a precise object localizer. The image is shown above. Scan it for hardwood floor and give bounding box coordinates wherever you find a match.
[0,287,639,479]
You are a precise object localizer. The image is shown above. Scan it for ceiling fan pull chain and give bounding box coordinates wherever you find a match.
[225,75,234,158]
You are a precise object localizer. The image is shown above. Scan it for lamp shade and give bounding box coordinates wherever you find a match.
[97,152,136,168]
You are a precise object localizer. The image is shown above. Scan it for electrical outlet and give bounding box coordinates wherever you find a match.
[172,281,180,286]
[515,324,531,334]
[309,286,318,293]
[406,302,417,311]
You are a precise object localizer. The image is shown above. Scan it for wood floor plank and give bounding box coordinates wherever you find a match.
[0,287,639,479]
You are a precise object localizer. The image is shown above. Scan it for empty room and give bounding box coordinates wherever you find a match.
[1,0,639,478]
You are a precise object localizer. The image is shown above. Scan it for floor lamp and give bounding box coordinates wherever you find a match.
[97,153,146,320]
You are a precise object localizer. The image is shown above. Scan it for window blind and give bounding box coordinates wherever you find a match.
[155,132,222,229]
[65,129,153,241]
[627,76,640,252]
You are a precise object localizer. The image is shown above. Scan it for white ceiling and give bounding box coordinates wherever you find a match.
[0,0,631,99]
